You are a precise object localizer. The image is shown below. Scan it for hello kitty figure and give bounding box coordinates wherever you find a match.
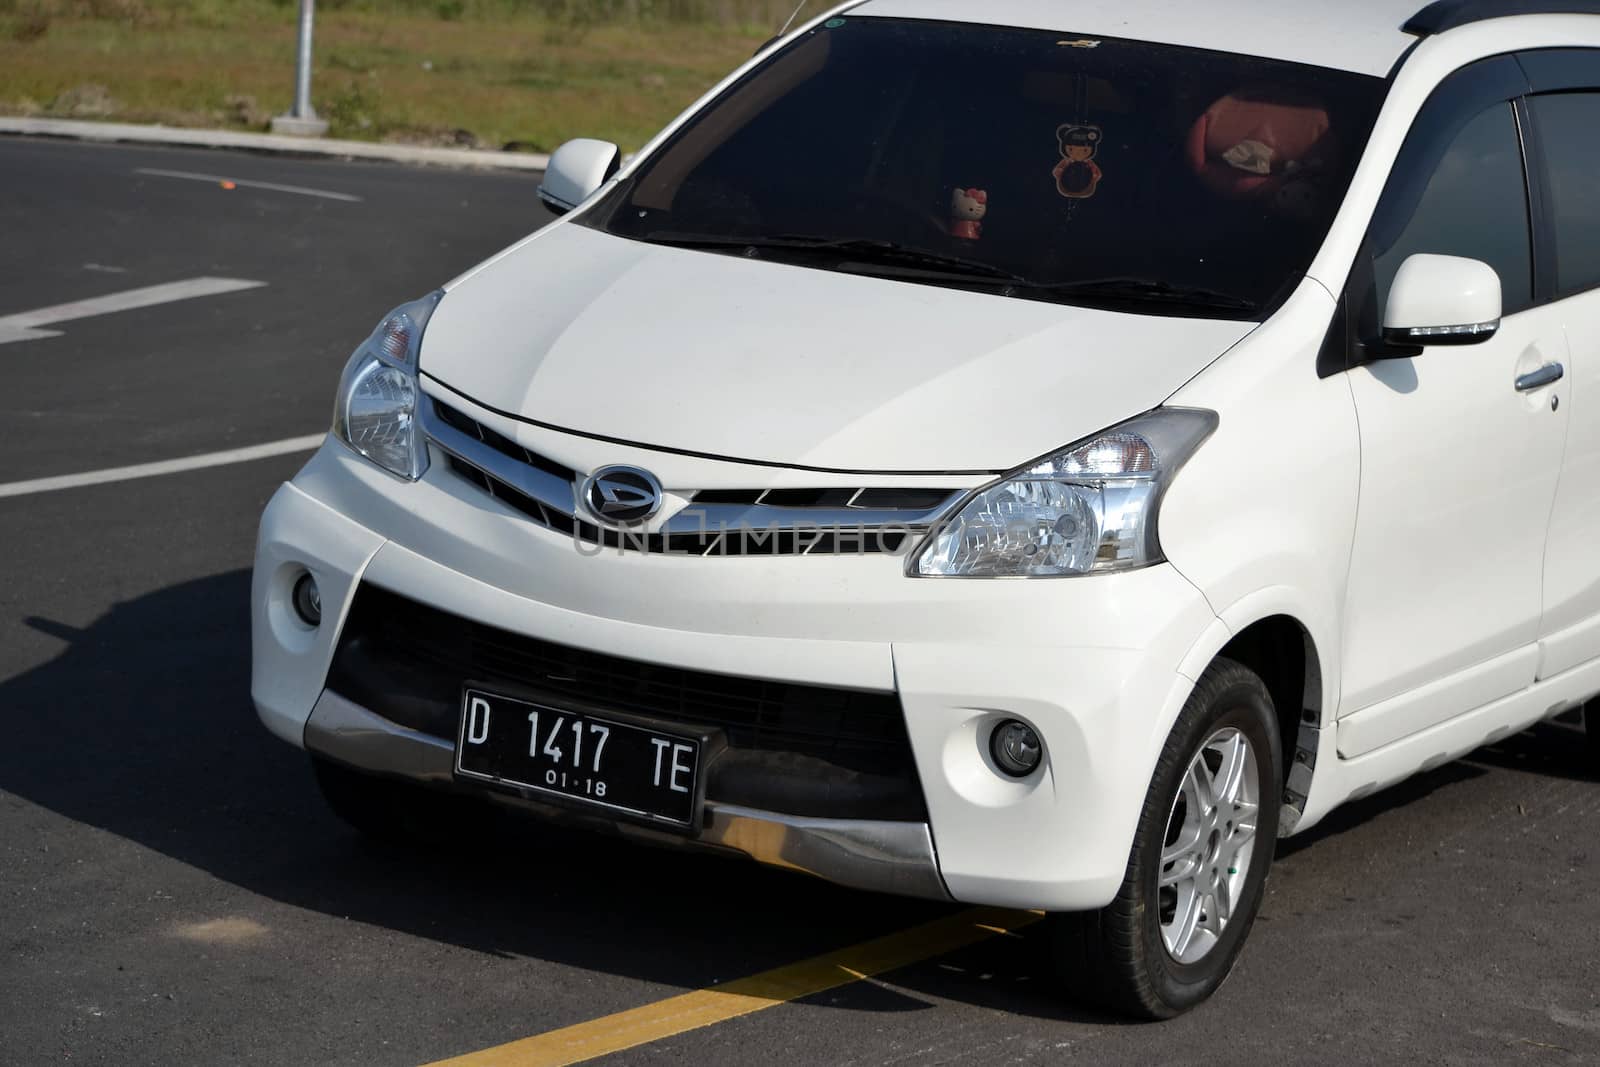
[950,187,988,239]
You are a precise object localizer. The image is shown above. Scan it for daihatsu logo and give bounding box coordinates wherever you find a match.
[582,466,663,525]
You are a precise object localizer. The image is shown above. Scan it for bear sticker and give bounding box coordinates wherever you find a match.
[1053,123,1104,200]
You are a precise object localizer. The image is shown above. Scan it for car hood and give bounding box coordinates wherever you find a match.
[424,223,1255,473]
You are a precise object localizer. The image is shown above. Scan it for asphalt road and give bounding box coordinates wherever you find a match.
[1,136,1598,1067]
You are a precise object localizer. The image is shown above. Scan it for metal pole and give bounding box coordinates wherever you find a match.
[293,0,316,120]
[271,0,328,136]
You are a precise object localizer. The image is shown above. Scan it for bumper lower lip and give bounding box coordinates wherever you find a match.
[303,690,953,901]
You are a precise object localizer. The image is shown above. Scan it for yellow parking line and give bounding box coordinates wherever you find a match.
[424,906,1043,1067]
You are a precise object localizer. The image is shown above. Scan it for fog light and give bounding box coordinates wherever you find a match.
[291,572,322,627]
[990,719,1042,777]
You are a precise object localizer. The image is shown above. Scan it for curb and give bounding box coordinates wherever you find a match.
[0,117,550,171]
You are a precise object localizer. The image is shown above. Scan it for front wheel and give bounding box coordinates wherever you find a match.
[1051,658,1283,1019]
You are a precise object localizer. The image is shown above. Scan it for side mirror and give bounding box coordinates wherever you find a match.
[1382,253,1502,347]
[538,139,621,216]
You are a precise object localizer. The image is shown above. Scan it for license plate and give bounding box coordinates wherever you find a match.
[454,688,703,828]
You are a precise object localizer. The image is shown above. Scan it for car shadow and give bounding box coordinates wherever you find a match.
[1465,712,1595,783]
[0,570,983,1017]
[4,569,1580,1028]
[1272,760,1485,858]
[1275,709,1596,860]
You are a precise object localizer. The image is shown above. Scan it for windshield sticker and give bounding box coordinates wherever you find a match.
[825,18,846,28]
[949,187,988,240]
[1056,39,1101,49]
[1053,124,1104,200]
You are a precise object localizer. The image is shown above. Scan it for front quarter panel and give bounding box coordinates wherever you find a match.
[1160,280,1355,728]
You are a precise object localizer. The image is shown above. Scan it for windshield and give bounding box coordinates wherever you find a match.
[579,17,1387,319]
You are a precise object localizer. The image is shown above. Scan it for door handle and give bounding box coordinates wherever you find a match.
[1515,362,1565,392]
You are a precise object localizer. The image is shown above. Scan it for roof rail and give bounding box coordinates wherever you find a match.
[1405,0,1600,35]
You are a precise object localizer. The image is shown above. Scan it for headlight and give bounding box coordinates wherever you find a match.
[909,408,1217,578]
[332,291,443,480]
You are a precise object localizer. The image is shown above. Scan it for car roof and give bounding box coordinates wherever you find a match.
[848,0,1431,77]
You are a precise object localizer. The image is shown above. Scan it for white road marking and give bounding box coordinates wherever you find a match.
[0,435,325,499]
[0,323,63,344]
[135,167,364,202]
[0,277,267,345]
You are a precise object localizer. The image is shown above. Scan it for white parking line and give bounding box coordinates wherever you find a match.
[0,435,325,499]
[135,167,364,202]
[0,277,267,345]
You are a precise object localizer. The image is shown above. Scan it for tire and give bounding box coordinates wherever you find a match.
[1050,657,1283,1019]
[312,757,479,847]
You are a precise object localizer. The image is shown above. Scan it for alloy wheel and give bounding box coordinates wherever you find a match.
[1157,726,1261,965]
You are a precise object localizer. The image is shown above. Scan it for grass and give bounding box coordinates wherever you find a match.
[0,0,818,150]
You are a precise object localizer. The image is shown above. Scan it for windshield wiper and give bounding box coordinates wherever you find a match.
[763,235,1028,282]
[645,234,1256,314]
[1028,276,1259,314]
[645,231,1028,285]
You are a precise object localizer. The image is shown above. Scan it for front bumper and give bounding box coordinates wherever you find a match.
[307,689,948,899]
[252,436,1217,911]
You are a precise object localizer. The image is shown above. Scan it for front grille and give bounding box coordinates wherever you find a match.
[678,487,962,510]
[423,398,961,558]
[433,400,575,482]
[326,584,927,820]
[447,452,910,557]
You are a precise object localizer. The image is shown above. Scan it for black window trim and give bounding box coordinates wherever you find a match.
[1321,53,1543,377]
[1513,92,1562,305]
[1515,48,1600,302]
[1513,93,1543,309]
[1517,46,1600,92]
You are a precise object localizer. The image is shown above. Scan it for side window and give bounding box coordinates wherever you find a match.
[1529,92,1600,296]
[1372,102,1534,316]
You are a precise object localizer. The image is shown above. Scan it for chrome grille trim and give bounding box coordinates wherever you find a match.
[420,399,965,555]
[423,400,578,517]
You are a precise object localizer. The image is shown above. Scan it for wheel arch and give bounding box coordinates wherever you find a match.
[1177,594,1333,835]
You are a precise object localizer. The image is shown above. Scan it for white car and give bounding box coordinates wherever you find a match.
[252,0,1600,1017]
